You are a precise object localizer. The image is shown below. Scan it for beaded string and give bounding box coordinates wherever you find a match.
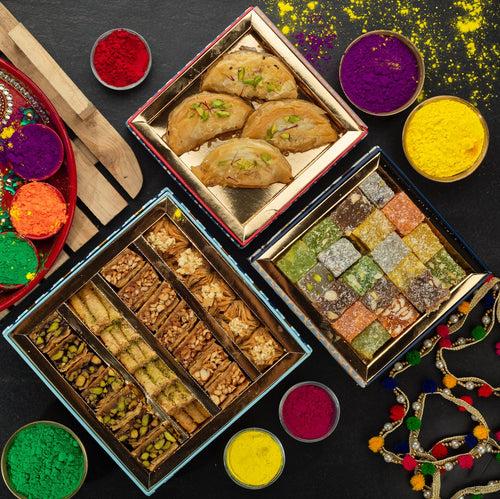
[368,276,500,499]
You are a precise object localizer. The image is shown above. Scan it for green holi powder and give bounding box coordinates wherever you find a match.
[6,423,85,499]
[0,232,38,285]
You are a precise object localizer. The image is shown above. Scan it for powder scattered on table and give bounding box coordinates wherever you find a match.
[6,422,85,499]
[6,124,64,180]
[93,29,150,88]
[10,181,67,238]
[0,232,38,286]
[404,98,485,178]
[225,429,284,487]
[281,383,336,440]
[340,33,420,114]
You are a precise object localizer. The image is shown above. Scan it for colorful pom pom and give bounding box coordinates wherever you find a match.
[422,379,437,393]
[465,433,478,449]
[393,441,410,454]
[458,395,473,411]
[482,292,495,309]
[477,384,493,398]
[473,424,489,440]
[420,462,436,476]
[406,416,422,431]
[458,301,470,314]
[496,452,500,463]
[437,324,449,337]
[389,404,406,421]
[402,454,417,471]
[431,443,448,459]
[457,454,474,469]
[443,374,457,389]
[406,350,421,366]
[382,377,398,390]
[410,473,425,491]
[471,325,486,340]
[495,342,500,356]
[495,431,500,442]
[439,337,452,348]
[471,494,483,499]
[368,436,384,453]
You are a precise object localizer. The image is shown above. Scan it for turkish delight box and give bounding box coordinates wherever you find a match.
[3,189,311,494]
[251,147,489,386]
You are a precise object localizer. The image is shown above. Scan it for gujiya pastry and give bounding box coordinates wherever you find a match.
[277,171,466,361]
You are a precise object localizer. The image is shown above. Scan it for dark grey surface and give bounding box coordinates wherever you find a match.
[0,1,498,498]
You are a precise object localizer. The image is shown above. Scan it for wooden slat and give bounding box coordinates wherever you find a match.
[66,207,98,251]
[0,4,143,197]
[73,140,128,224]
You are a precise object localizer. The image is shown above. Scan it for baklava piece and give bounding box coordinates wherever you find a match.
[137,281,178,331]
[206,362,249,408]
[117,263,161,311]
[241,328,284,370]
[101,248,145,288]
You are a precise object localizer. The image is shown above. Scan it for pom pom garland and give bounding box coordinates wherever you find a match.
[477,384,493,398]
[465,433,478,449]
[458,395,473,412]
[420,462,436,476]
[389,404,406,421]
[402,454,417,471]
[431,443,448,459]
[458,301,470,314]
[442,374,457,389]
[436,324,449,337]
[368,436,384,453]
[471,325,486,340]
[422,379,437,393]
[439,337,452,348]
[406,350,421,366]
[495,431,500,442]
[405,416,421,431]
[382,377,398,390]
[457,454,474,469]
[473,425,489,440]
[410,473,425,491]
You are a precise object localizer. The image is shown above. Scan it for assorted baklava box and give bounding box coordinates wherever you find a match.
[3,190,311,494]
[252,147,488,386]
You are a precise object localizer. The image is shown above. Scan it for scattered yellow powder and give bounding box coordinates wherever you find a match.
[0,125,15,139]
[404,98,486,179]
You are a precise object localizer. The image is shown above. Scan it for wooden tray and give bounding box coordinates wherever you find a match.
[0,4,143,318]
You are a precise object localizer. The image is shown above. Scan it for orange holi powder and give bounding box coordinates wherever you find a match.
[10,182,67,239]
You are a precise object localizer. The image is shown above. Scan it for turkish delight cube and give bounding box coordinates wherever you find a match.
[387,253,427,290]
[426,249,467,288]
[330,189,373,234]
[403,223,443,263]
[313,279,357,322]
[297,263,335,302]
[318,238,361,277]
[277,240,317,283]
[302,218,343,255]
[351,321,391,360]
[382,192,425,235]
[361,277,399,314]
[351,209,394,250]
[371,232,410,273]
[331,302,376,342]
[404,272,450,313]
[359,172,395,207]
[341,256,383,296]
[379,295,419,337]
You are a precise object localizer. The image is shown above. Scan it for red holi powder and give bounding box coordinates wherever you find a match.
[93,29,150,88]
[281,384,336,440]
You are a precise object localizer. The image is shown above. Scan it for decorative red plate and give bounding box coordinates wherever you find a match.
[0,58,77,311]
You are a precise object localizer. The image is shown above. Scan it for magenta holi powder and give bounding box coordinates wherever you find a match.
[340,33,421,114]
[6,124,64,180]
[280,382,339,441]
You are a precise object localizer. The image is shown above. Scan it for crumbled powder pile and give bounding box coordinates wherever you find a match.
[260,0,498,107]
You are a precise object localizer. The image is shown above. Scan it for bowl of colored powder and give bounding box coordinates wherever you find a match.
[223,428,285,489]
[91,28,152,90]
[403,95,489,182]
[1,421,87,499]
[10,182,68,239]
[339,31,424,116]
[0,232,38,289]
[6,124,64,181]
[279,381,340,442]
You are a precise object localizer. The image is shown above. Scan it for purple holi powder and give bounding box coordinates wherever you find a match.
[6,124,64,180]
[340,34,420,114]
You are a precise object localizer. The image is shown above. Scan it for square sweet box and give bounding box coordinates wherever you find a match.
[127,6,367,246]
[251,147,489,386]
[3,189,311,495]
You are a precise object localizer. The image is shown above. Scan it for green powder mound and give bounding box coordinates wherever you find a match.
[6,423,85,499]
[0,232,38,285]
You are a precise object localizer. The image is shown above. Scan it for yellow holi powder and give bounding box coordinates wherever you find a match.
[404,99,486,179]
[225,429,284,487]
[0,125,15,139]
